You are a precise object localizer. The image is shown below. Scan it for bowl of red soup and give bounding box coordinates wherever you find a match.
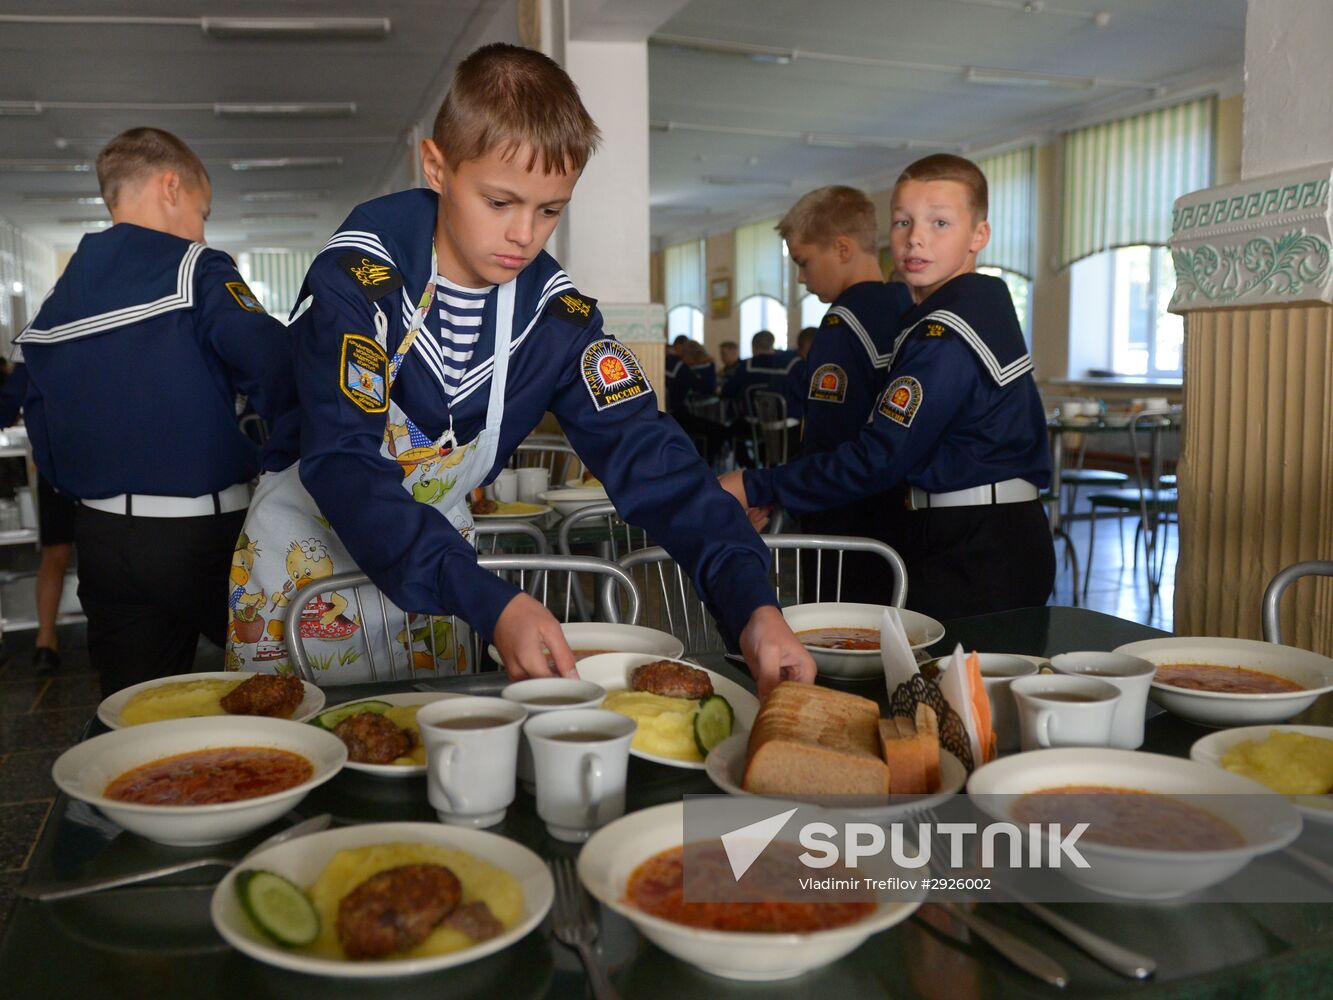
[968,748,1302,899]
[1112,637,1333,726]
[781,602,945,679]
[52,716,346,846]
[578,800,920,980]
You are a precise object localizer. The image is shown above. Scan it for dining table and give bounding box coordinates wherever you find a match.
[4,605,1332,999]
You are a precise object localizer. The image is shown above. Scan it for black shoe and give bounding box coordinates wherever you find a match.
[33,647,60,674]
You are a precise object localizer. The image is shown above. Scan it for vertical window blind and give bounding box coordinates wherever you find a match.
[1058,95,1214,269]
[0,217,56,351]
[734,217,786,303]
[977,146,1035,279]
[239,250,318,323]
[664,239,704,309]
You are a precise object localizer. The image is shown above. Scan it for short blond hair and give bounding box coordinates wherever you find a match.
[96,128,209,210]
[894,153,988,221]
[433,43,602,174]
[777,186,876,252]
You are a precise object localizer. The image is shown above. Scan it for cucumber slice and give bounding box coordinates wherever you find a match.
[312,699,392,730]
[236,869,319,948]
[693,693,734,757]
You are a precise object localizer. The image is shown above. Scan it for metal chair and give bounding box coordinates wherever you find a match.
[608,534,907,655]
[745,388,798,468]
[283,554,639,684]
[475,520,548,554]
[1262,561,1333,645]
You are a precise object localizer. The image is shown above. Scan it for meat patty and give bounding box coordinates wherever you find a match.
[333,711,416,764]
[630,660,713,700]
[220,673,305,718]
[441,900,504,942]
[337,863,462,959]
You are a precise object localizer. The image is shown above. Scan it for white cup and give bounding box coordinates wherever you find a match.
[524,709,636,843]
[501,678,606,789]
[515,467,549,504]
[932,653,1041,754]
[492,469,518,504]
[1049,652,1156,749]
[417,696,526,828]
[1010,675,1122,751]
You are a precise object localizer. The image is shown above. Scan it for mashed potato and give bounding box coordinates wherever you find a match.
[382,705,427,766]
[119,678,244,726]
[1221,731,1333,795]
[602,690,701,762]
[306,843,524,960]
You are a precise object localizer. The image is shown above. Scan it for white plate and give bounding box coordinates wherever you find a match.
[211,821,553,977]
[319,692,465,778]
[781,602,946,679]
[705,731,966,821]
[563,478,607,493]
[1113,636,1333,726]
[487,621,685,668]
[53,716,346,846]
[578,800,920,981]
[537,487,610,517]
[472,502,552,521]
[97,671,326,731]
[573,653,759,770]
[1190,724,1333,824]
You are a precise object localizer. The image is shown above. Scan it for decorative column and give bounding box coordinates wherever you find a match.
[1168,165,1333,655]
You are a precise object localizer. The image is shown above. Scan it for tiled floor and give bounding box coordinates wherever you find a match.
[0,497,1178,939]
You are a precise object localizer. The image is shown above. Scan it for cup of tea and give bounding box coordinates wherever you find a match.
[1049,652,1156,749]
[515,467,550,504]
[1010,675,1122,751]
[502,678,606,789]
[492,469,518,504]
[417,696,526,827]
[524,709,636,842]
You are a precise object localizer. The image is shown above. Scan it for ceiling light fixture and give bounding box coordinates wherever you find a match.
[963,66,1095,89]
[240,212,318,223]
[214,103,356,119]
[0,160,91,172]
[0,102,42,116]
[701,175,791,189]
[239,190,331,202]
[60,218,110,228]
[22,194,103,204]
[200,17,390,40]
[805,133,907,150]
[230,156,343,171]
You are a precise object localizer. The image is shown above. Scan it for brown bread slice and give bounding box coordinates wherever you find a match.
[878,706,943,794]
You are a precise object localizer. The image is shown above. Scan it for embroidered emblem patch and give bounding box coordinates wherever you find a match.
[826,314,841,326]
[337,252,404,304]
[581,339,650,411]
[548,292,598,327]
[878,375,923,427]
[926,322,947,338]
[340,333,389,413]
[225,281,266,314]
[808,363,848,403]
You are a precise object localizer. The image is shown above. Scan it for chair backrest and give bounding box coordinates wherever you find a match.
[747,388,792,467]
[510,440,586,488]
[610,534,908,655]
[283,555,639,683]
[1262,560,1333,644]
[1126,407,1181,494]
[475,520,549,555]
[556,501,650,620]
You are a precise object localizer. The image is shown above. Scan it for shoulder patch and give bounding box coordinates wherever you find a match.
[548,291,598,327]
[878,375,923,427]
[225,281,267,314]
[808,363,847,404]
[336,252,404,304]
[340,333,389,413]
[825,314,841,326]
[925,322,948,338]
[581,339,651,411]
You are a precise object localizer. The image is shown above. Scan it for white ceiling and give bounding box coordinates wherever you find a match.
[0,0,1246,255]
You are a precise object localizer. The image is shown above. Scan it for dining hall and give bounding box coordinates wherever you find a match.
[0,0,1332,997]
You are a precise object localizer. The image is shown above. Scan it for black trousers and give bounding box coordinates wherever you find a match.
[798,486,909,605]
[74,505,246,698]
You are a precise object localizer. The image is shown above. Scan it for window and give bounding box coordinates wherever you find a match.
[738,295,789,355]
[977,266,1032,344]
[799,292,826,330]
[667,304,704,343]
[735,218,787,356]
[664,240,705,342]
[1069,245,1183,378]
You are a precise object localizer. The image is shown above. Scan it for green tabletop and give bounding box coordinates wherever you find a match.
[4,606,1332,999]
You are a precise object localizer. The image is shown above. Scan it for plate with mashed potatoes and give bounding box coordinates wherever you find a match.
[574,653,759,770]
[98,671,325,730]
[313,692,464,778]
[1191,724,1333,823]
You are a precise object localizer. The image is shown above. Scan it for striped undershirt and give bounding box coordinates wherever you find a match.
[434,273,494,398]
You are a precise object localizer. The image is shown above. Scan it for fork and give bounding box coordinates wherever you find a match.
[549,856,622,1000]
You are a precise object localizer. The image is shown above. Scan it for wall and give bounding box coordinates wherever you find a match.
[703,229,738,353]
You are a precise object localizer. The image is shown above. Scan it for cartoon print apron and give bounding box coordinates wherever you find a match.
[227,261,516,682]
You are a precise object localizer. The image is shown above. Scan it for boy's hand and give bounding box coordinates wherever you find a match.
[739,605,816,699]
[718,470,748,507]
[493,593,576,681]
[746,505,772,531]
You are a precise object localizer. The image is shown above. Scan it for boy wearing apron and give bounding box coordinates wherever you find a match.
[232,44,813,696]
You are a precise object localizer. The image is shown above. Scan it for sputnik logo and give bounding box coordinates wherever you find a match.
[719,807,799,881]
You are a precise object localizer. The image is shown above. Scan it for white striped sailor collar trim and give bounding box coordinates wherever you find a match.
[895,309,1034,387]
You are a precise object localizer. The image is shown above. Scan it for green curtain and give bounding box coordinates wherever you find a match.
[734,217,786,303]
[238,250,317,323]
[664,239,704,309]
[977,146,1035,279]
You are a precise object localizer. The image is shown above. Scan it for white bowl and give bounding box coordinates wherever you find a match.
[537,486,610,517]
[578,800,920,981]
[53,716,346,846]
[97,671,326,730]
[781,602,945,679]
[1112,636,1333,726]
[322,692,465,778]
[573,653,759,770]
[967,748,1303,899]
[487,621,684,668]
[1190,724,1333,824]
[211,821,553,977]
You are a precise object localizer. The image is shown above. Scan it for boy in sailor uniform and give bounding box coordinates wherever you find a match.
[13,128,295,696]
[723,155,1055,620]
[238,44,813,695]
[778,186,915,603]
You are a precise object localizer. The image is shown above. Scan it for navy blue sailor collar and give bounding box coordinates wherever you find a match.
[892,272,1032,387]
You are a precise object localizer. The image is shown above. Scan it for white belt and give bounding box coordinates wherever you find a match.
[908,478,1039,511]
[82,483,251,518]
